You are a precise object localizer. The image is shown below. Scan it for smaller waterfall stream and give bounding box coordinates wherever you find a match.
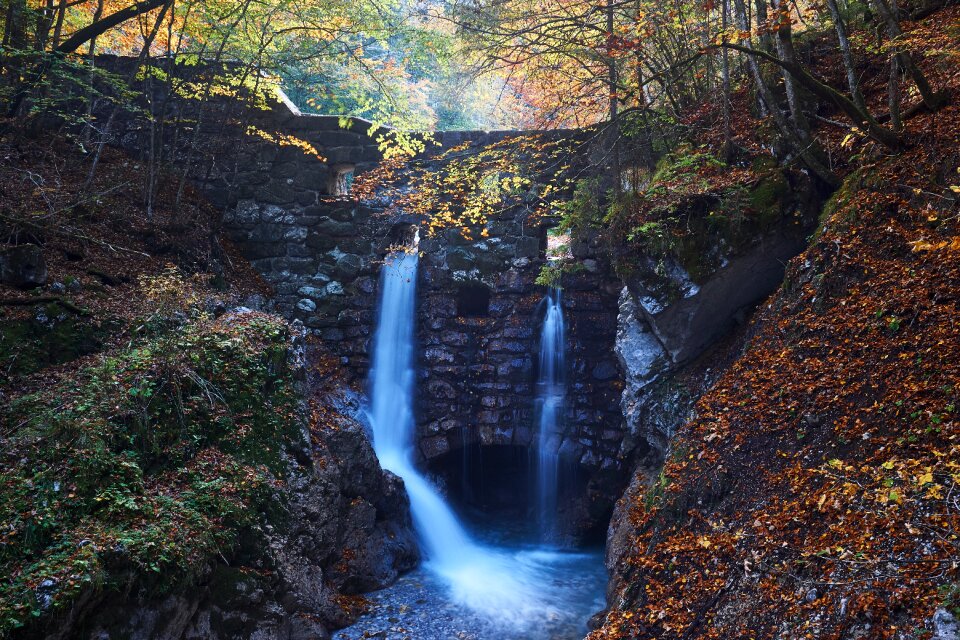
[353,252,605,639]
[536,288,565,542]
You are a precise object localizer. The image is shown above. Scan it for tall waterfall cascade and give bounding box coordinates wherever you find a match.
[363,251,604,636]
[536,288,566,542]
[367,252,474,565]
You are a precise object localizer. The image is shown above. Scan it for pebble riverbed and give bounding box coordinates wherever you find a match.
[333,516,607,640]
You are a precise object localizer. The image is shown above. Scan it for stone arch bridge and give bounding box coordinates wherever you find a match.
[102,55,627,538]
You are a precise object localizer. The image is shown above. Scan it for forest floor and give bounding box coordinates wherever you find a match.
[591,6,960,640]
[0,134,269,348]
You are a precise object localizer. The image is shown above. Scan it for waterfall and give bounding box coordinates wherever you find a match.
[367,252,474,564]
[536,288,566,542]
[366,251,554,627]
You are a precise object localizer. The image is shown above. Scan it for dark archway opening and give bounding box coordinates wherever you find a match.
[424,442,611,545]
[455,283,491,317]
[328,163,355,196]
[387,222,419,249]
[428,445,530,512]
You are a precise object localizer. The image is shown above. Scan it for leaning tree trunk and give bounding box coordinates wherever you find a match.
[870,0,945,110]
[770,0,813,142]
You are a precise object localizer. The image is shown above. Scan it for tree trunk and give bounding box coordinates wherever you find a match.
[722,0,733,162]
[870,0,946,109]
[84,0,171,190]
[826,0,867,112]
[724,39,903,150]
[753,0,775,53]
[51,0,67,48]
[34,0,56,51]
[888,56,903,131]
[3,0,28,49]
[770,0,812,141]
[732,0,840,186]
[55,0,168,54]
[606,0,621,194]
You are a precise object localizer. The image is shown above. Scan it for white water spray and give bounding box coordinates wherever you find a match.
[536,288,566,542]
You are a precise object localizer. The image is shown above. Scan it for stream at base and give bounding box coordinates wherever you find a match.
[333,513,606,640]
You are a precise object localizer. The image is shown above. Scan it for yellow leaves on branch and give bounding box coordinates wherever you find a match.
[355,134,574,240]
[245,126,325,161]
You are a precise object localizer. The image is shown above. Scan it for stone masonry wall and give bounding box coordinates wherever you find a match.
[101,56,630,533]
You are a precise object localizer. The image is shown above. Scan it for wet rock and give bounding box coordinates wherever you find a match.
[591,361,618,380]
[420,435,450,459]
[934,609,960,640]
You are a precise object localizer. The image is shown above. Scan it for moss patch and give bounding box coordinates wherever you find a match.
[0,312,301,634]
[0,307,117,382]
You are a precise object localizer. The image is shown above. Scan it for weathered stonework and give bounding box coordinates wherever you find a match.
[99,56,629,537]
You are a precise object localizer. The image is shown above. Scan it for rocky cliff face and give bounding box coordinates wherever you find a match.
[596,162,824,625]
[607,161,822,466]
[589,41,960,634]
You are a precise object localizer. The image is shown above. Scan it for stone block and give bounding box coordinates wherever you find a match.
[445,248,475,271]
[335,254,362,278]
[244,242,286,259]
[420,436,450,459]
[0,244,46,289]
[296,298,316,312]
[514,235,540,258]
[426,380,457,400]
[225,199,261,225]
[283,226,308,242]
[295,190,318,206]
[355,277,376,294]
[306,232,337,251]
[424,347,454,365]
[255,183,297,205]
[297,285,326,300]
[315,217,356,237]
[322,328,344,341]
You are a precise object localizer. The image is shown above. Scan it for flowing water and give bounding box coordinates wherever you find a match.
[353,252,605,640]
[536,289,566,542]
